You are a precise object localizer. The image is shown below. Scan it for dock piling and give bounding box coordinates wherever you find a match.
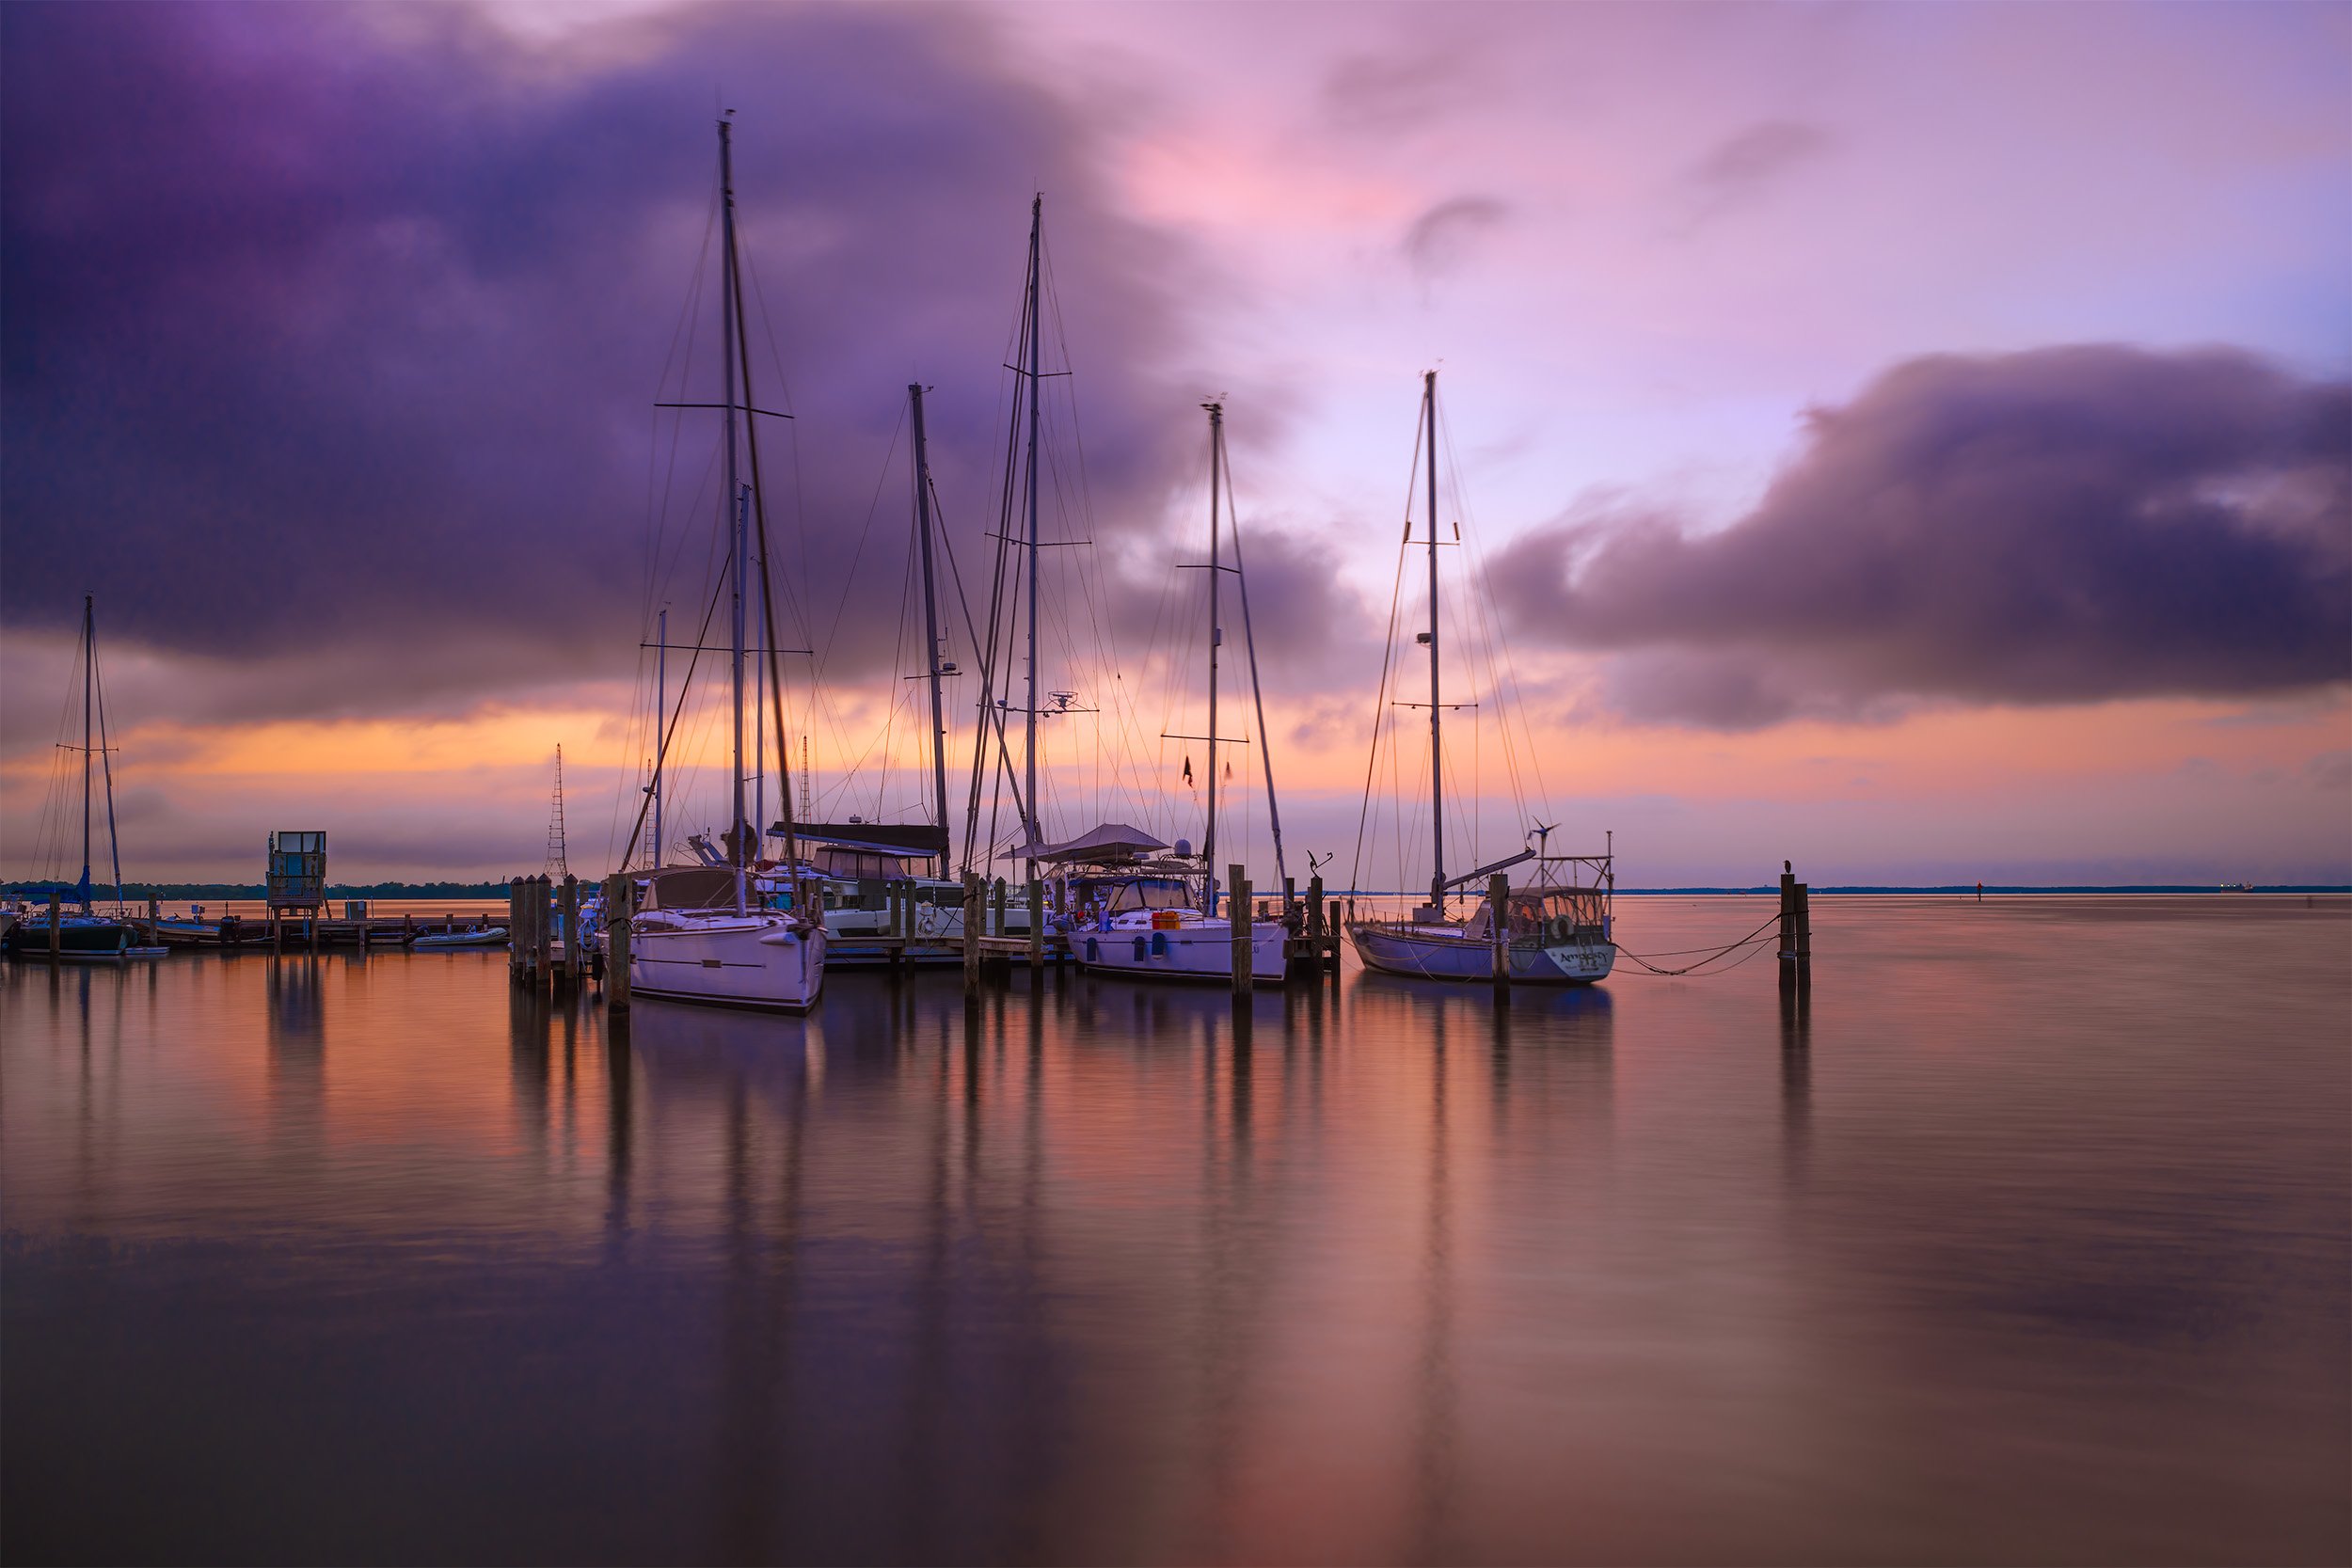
[1231,865,1252,994]
[48,900,60,961]
[963,873,981,995]
[1795,880,1813,994]
[992,877,1007,939]
[1027,878,1043,974]
[603,873,631,1011]
[559,874,580,986]
[1489,872,1510,992]
[1778,865,1813,995]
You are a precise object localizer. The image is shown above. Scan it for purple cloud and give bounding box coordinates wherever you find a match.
[1401,195,1511,281]
[1489,344,2352,728]
[2,1,1208,714]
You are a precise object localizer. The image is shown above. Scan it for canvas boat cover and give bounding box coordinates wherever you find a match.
[1017,822,1170,864]
[637,865,741,911]
[778,820,948,857]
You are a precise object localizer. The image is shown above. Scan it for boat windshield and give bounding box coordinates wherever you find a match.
[1088,877,1194,913]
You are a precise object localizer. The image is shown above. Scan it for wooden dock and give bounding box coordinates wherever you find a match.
[135,910,492,952]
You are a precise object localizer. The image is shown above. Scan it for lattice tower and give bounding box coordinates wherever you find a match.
[544,745,569,879]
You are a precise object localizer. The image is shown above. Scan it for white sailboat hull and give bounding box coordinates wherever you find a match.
[628,913,827,1010]
[1077,919,1288,983]
[1350,922,1614,985]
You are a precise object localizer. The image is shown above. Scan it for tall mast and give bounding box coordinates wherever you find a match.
[91,600,121,905]
[718,118,747,910]
[653,606,666,865]
[753,579,764,863]
[1202,401,1223,914]
[1425,370,1443,912]
[911,384,951,872]
[1227,419,1288,893]
[723,122,801,889]
[730,479,750,886]
[80,592,92,907]
[1021,195,1043,869]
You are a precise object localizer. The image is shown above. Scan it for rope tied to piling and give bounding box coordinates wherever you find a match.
[1615,912,1785,977]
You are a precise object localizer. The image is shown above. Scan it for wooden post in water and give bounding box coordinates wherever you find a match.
[1777,863,1798,996]
[1027,877,1043,974]
[1794,881,1813,993]
[47,900,60,961]
[963,872,981,995]
[1283,875,1296,925]
[1230,865,1252,994]
[1489,872,1511,992]
[533,876,552,987]
[559,875,580,985]
[603,873,632,1010]
[992,877,1007,940]
[402,912,413,948]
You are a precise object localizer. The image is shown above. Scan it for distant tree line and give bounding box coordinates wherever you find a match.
[2,880,512,899]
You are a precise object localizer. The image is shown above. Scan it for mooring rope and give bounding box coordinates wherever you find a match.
[1615,912,1786,977]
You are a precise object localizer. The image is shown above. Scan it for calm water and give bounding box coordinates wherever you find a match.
[5,897,2345,1565]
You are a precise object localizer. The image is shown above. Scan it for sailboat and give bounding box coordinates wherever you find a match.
[958,196,1071,938]
[4,595,141,960]
[1070,401,1290,984]
[1345,372,1617,986]
[623,117,826,1011]
[786,383,968,967]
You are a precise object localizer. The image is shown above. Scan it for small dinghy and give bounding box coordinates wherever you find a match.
[410,926,509,949]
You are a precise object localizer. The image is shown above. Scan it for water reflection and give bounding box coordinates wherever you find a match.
[1780,984,1811,1184]
[3,903,2344,1565]
[267,958,326,1148]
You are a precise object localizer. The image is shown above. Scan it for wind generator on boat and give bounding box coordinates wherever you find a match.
[1344,372,1617,986]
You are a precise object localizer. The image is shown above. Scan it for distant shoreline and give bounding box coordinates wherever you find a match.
[9,879,2343,901]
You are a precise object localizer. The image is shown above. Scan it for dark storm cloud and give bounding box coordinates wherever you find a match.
[1,1,1204,716]
[1489,345,2352,728]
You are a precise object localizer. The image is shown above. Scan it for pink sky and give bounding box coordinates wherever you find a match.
[2,1,2344,886]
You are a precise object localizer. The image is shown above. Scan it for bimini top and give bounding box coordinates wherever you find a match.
[778,820,948,858]
[1019,822,1170,865]
[636,865,740,911]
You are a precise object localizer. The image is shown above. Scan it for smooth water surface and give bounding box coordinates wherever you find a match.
[5,897,2346,1564]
